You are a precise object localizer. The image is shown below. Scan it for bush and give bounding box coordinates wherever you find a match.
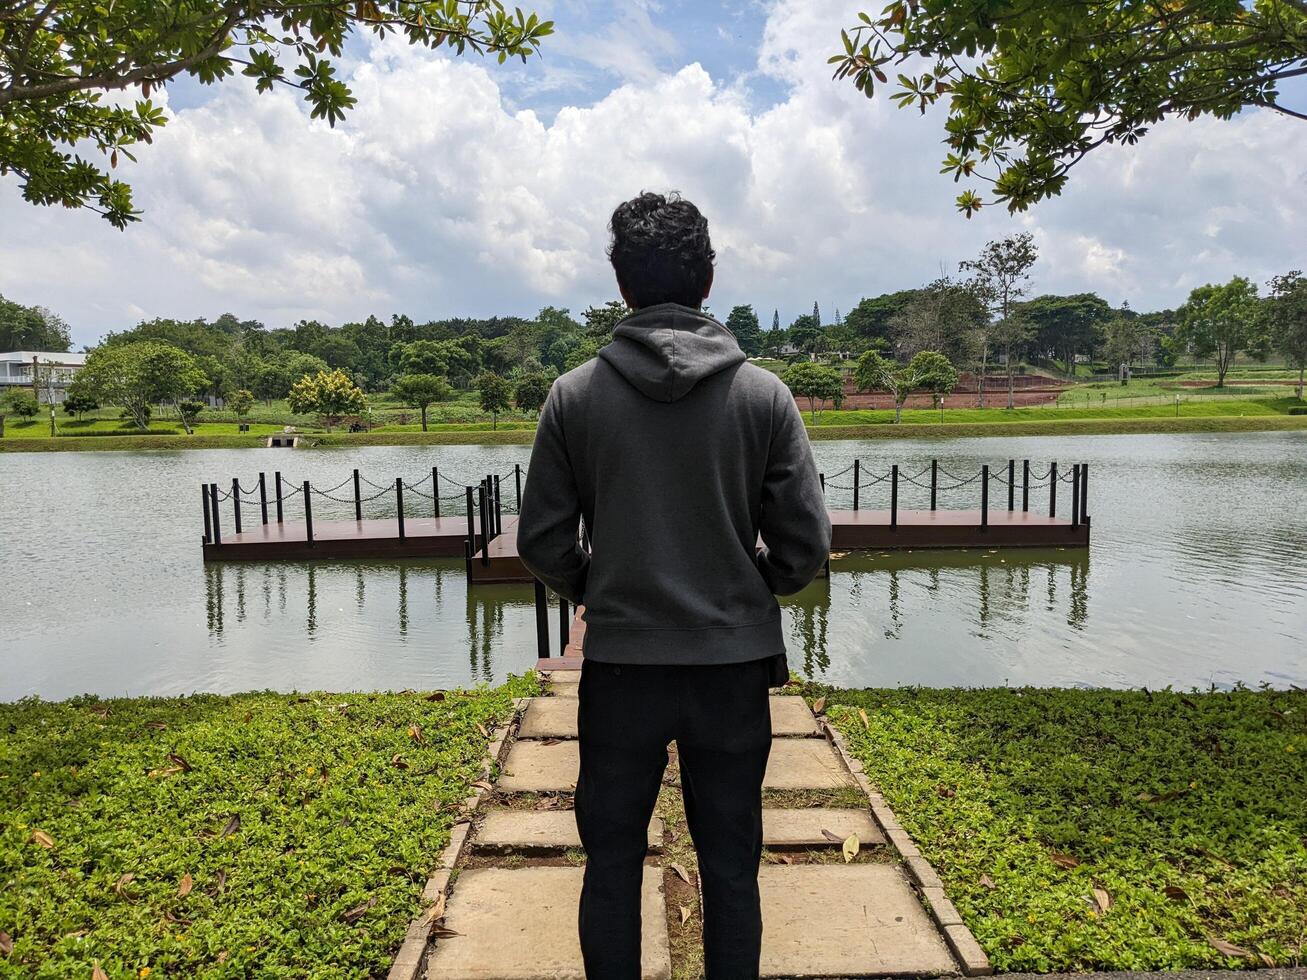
[1289,406,1307,415]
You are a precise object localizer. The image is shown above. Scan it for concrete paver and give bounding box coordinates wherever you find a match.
[425,866,671,980]
[761,807,884,847]
[497,740,580,793]
[768,696,821,736]
[763,738,857,790]
[758,864,957,977]
[519,696,579,738]
[476,809,663,851]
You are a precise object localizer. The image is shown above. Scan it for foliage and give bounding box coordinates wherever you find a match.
[1177,278,1268,386]
[0,678,537,976]
[1,2,553,227]
[75,341,208,431]
[581,301,629,342]
[854,349,959,422]
[475,371,513,430]
[2,389,39,419]
[226,389,254,418]
[830,1,1307,216]
[816,685,1307,971]
[1267,271,1307,396]
[389,373,453,431]
[512,373,551,417]
[286,369,367,432]
[782,361,844,421]
[60,389,99,418]
[786,314,825,355]
[563,338,601,372]
[961,233,1039,408]
[254,352,329,402]
[176,399,206,433]
[0,294,70,352]
[725,305,764,356]
[1101,317,1156,378]
[889,278,987,367]
[1020,294,1116,376]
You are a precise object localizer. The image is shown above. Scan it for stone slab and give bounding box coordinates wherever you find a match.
[519,696,579,738]
[769,696,821,736]
[426,866,671,980]
[542,669,581,689]
[476,809,663,851]
[761,808,884,847]
[764,738,856,790]
[758,865,956,977]
[497,740,579,793]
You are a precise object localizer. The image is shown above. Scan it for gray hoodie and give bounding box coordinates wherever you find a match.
[516,303,832,666]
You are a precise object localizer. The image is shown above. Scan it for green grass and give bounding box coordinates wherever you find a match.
[814,398,1298,427]
[0,678,538,978]
[812,685,1307,972]
[1,419,288,439]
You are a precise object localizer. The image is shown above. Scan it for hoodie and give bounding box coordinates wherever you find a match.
[516,303,832,666]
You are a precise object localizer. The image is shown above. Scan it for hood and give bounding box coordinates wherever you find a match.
[597,303,746,403]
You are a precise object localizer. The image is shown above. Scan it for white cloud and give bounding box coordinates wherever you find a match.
[1,0,1304,347]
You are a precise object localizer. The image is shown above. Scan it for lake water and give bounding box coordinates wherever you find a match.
[2,433,1304,700]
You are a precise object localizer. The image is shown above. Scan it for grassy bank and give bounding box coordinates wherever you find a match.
[0,678,538,978]
[813,685,1306,972]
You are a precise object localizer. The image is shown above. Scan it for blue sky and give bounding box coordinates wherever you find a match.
[2,0,1304,349]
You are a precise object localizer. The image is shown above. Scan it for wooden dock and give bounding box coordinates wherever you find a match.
[201,515,493,562]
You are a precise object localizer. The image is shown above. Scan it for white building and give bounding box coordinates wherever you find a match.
[0,351,87,404]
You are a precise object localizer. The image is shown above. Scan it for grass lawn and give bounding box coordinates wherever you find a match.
[0,677,537,978]
[0,419,289,439]
[812,685,1307,972]
[813,398,1298,427]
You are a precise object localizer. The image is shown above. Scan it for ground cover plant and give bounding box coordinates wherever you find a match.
[0,678,538,977]
[812,684,1306,972]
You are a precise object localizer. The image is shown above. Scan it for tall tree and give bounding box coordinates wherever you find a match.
[845,290,920,346]
[0,294,72,351]
[1101,316,1155,383]
[960,233,1038,408]
[830,1,1307,217]
[1267,271,1307,399]
[812,301,822,327]
[772,309,781,332]
[782,362,844,422]
[1019,294,1114,377]
[582,301,629,341]
[476,371,513,430]
[854,350,959,423]
[1,2,553,226]
[1176,277,1267,387]
[513,373,552,417]
[391,373,452,431]
[890,277,987,368]
[76,341,208,431]
[725,305,763,356]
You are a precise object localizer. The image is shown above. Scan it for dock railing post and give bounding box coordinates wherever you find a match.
[930,459,938,511]
[1071,463,1081,529]
[353,469,362,522]
[493,475,503,534]
[210,483,222,544]
[515,463,523,510]
[258,473,269,525]
[891,464,899,529]
[479,482,491,567]
[1022,460,1030,513]
[1081,464,1090,525]
[303,481,314,546]
[202,484,212,543]
[275,471,284,524]
[819,472,825,494]
[433,467,441,519]
[534,580,549,659]
[853,459,860,511]
[464,487,475,583]
[559,596,570,655]
[981,465,989,530]
[396,478,406,540]
[1049,461,1058,518]
[231,478,242,534]
[1007,459,1015,511]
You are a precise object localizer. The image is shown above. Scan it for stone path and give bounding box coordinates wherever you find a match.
[394,673,991,980]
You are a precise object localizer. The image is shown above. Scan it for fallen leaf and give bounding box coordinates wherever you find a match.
[431,926,462,939]
[936,784,956,799]
[670,863,691,885]
[979,874,996,890]
[858,707,871,730]
[541,738,562,746]
[1208,937,1253,960]
[177,873,194,898]
[1049,851,1081,870]
[0,931,12,956]
[408,725,424,743]
[90,706,112,718]
[145,721,168,730]
[679,905,692,927]
[114,872,136,902]
[93,961,109,980]
[821,829,843,844]
[1090,887,1112,915]
[424,891,447,924]
[842,834,860,863]
[391,755,408,770]
[476,723,490,738]
[1163,885,1189,902]
[210,870,228,895]
[425,691,446,702]
[1258,953,1276,968]
[219,814,241,838]
[167,753,192,772]
[812,696,827,715]
[342,896,378,924]
[31,829,55,849]
[472,780,495,794]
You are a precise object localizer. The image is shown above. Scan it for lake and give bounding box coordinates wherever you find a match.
[2,432,1304,700]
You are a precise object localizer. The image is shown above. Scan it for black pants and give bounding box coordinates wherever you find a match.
[575,656,775,980]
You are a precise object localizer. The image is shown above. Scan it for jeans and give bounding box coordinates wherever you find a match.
[575,656,775,980]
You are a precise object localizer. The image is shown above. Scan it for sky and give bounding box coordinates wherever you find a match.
[2,0,1305,350]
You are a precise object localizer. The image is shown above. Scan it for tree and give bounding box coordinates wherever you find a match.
[782,362,844,422]
[4,388,39,419]
[960,233,1038,408]
[564,338,601,372]
[0,294,71,351]
[61,387,99,418]
[890,277,987,368]
[725,305,763,356]
[287,368,366,432]
[854,350,959,423]
[582,301,629,342]
[831,1,1307,217]
[787,314,825,356]
[1267,271,1307,398]
[772,309,781,332]
[177,399,206,429]
[391,373,452,431]
[76,341,208,431]
[253,351,328,402]
[845,290,920,346]
[812,301,822,327]
[1101,317,1155,383]
[513,374,552,417]
[397,340,449,378]
[1019,294,1114,377]
[1,2,553,227]
[1176,278,1267,387]
[227,388,254,418]
[477,371,513,429]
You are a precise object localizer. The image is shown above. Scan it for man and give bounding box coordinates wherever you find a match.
[517,191,831,979]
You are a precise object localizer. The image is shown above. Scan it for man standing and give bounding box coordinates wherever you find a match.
[517,192,831,978]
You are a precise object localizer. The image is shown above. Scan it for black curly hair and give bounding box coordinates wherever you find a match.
[607,191,715,310]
